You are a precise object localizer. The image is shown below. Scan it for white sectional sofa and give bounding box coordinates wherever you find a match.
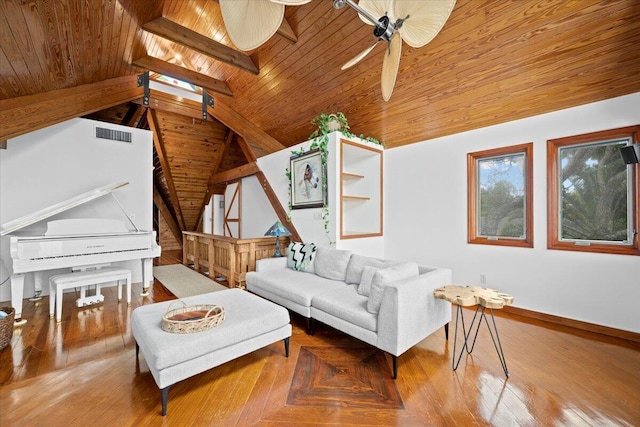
[246,246,452,378]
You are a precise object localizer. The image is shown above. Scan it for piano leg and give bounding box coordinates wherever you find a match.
[29,273,44,301]
[10,274,28,326]
[140,258,152,297]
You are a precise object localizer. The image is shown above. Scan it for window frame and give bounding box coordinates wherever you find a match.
[467,143,534,248]
[547,125,640,256]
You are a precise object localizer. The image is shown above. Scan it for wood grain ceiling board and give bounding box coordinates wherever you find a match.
[245,138,270,160]
[217,137,253,176]
[84,102,139,126]
[1,0,639,151]
[154,109,227,230]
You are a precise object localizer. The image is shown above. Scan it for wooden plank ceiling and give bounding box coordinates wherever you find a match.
[1,0,639,235]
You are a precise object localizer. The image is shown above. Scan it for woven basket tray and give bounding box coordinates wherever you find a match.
[161,301,225,334]
[0,307,15,351]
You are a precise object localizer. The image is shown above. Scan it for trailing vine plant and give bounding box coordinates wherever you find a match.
[286,112,383,244]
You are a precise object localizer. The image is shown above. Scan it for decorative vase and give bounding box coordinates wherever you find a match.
[327,115,341,132]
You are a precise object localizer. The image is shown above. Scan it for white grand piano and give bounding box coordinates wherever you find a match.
[0,182,161,325]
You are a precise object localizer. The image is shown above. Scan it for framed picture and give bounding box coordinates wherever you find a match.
[290,149,325,209]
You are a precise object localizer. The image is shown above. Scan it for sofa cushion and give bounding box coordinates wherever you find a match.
[314,247,352,281]
[287,242,317,272]
[345,254,390,285]
[367,262,420,314]
[312,285,377,332]
[358,265,381,297]
[246,267,347,308]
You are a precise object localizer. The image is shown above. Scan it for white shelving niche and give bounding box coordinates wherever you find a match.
[340,138,383,239]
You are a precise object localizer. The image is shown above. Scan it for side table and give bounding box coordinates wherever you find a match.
[434,285,514,377]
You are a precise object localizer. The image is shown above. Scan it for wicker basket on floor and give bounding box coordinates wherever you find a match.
[161,301,225,334]
[0,307,15,351]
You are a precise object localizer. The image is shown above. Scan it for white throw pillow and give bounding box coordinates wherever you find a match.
[367,262,419,314]
[287,242,317,272]
[358,265,380,297]
[345,254,389,284]
[314,247,352,281]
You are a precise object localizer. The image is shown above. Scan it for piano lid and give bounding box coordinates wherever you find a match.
[0,182,129,236]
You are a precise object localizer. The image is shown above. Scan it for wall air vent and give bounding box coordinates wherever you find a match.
[95,126,132,143]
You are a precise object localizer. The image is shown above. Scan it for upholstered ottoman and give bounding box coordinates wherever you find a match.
[131,288,291,415]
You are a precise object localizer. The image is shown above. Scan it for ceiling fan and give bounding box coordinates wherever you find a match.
[334,0,456,101]
[219,0,312,51]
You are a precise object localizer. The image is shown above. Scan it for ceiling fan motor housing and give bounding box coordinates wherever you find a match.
[374,15,395,41]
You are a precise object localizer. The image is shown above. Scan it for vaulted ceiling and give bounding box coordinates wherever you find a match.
[1,0,639,236]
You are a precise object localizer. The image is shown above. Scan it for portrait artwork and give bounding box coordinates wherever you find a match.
[290,149,325,209]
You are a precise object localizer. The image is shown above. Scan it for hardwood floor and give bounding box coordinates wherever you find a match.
[1,250,638,426]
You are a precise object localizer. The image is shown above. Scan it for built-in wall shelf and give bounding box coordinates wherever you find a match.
[340,139,383,239]
[342,172,365,180]
[342,230,372,236]
[342,195,370,201]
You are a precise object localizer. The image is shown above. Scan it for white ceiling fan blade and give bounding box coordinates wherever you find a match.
[357,0,392,25]
[395,0,456,48]
[341,41,380,70]
[269,0,312,4]
[219,0,284,51]
[381,32,402,101]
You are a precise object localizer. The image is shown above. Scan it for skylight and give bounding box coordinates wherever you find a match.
[154,74,200,94]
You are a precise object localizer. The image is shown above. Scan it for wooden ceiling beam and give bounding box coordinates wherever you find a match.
[0,75,142,141]
[142,17,259,75]
[153,185,183,247]
[237,136,257,163]
[207,103,285,154]
[147,108,187,231]
[126,105,147,128]
[133,90,201,119]
[122,104,141,127]
[211,162,260,185]
[255,170,302,242]
[132,55,232,96]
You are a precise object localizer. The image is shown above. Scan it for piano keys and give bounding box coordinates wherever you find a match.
[0,182,161,325]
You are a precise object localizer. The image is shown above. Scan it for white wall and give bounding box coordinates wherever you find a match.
[240,175,278,238]
[0,118,153,301]
[385,92,640,333]
[212,195,224,235]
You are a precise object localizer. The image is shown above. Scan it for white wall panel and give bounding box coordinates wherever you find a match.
[385,92,640,333]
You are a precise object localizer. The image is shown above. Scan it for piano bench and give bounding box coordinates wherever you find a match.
[49,267,132,323]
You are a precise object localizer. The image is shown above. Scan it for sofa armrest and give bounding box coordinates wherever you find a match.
[376,267,452,356]
[255,257,288,272]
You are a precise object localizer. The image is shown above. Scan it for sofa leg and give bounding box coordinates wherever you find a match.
[306,318,316,336]
[161,386,170,416]
[135,342,139,360]
[284,337,290,357]
[392,355,398,379]
[444,322,449,341]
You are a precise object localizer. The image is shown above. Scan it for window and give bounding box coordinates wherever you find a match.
[154,74,200,94]
[547,126,639,255]
[468,143,533,247]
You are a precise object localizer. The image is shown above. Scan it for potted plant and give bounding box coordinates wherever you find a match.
[286,112,383,244]
[309,112,350,139]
